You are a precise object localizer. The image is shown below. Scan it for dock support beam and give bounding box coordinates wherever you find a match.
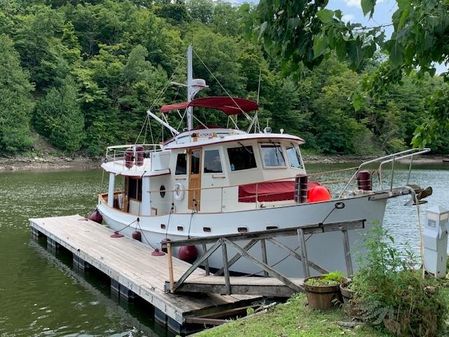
[154,308,167,325]
[31,227,41,240]
[73,254,90,272]
[47,238,60,253]
[110,279,135,301]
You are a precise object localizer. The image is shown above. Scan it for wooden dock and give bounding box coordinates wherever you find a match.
[29,215,258,333]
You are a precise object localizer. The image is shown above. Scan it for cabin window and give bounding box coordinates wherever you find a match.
[175,153,187,175]
[204,150,223,173]
[261,144,285,167]
[286,145,303,169]
[227,146,257,171]
[127,177,142,201]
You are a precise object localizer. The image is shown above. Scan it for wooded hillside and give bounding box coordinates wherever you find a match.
[0,0,447,157]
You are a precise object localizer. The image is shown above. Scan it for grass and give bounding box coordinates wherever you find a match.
[195,293,391,337]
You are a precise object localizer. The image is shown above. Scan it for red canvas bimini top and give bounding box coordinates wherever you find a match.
[160,96,259,115]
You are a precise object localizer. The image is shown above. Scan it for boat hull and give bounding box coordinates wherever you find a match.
[97,194,387,277]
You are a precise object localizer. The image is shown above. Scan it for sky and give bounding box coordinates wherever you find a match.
[328,0,396,28]
[328,0,396,39]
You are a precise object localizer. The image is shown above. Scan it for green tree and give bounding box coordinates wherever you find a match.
[186,0,214,24]
[13,5,80,91]
[0,35,34,155]
[33,76,84,152]
[258,0,449,151]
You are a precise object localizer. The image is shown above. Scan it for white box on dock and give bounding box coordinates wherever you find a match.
[423,205,449,278]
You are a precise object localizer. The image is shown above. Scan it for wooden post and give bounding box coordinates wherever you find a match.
[167,241,174,293]
[221,239,231,295]
[341,229,353,276]
[202,243,210,276]
[298,228,310,278]
[215,239,258,276]
[261,239,268,277]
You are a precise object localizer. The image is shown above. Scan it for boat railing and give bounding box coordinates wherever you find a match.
[104,144,163,162]
[338,148,430,197]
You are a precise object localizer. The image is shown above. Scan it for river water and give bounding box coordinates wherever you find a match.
[0,163,448,336]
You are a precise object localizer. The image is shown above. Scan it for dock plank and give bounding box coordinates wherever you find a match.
[29,215,258,324]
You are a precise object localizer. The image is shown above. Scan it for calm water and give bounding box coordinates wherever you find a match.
[0,164,448,336]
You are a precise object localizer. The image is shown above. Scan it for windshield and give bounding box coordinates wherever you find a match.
[286,145,303,169]
[261,144,285,167]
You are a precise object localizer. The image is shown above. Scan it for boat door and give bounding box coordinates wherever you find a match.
[188,148,201,210]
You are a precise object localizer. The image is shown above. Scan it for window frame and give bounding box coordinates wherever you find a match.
[286,143,304,170]
[203,149,223,174]
[227,145,258,172]
[175,152,187,175]
[259,142,287,169]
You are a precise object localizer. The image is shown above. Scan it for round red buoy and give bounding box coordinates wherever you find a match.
[307,185,332,203]
[178,245,198,264]
[88,209,103,223]
[110,231,124,238]
[132,230,142,242]
[151,248,165,256]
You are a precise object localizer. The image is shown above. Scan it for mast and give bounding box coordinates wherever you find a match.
[187,45,193,131]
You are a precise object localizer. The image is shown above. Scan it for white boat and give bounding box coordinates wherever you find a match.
[95,46,429,277]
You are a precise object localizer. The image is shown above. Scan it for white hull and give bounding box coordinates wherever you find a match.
[97,194,387,277]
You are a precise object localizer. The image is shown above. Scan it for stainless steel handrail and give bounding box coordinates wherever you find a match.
[105,144,163,161]
[339,148,430,197]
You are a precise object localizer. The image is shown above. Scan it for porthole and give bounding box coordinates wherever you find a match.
[160,185,166,198]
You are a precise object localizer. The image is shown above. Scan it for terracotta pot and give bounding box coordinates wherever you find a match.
[304,276,342,310]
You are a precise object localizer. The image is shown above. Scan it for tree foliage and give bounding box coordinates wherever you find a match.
[258,0,449,150]
[0,0,447,157]
[33,76,84,152]
[0,35,34,154]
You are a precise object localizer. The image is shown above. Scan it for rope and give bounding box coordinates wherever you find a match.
[308,166,359,177]
[135,218,156,250]
[192,48,252,120]
[135,68,180,145]
[114,218,139,234]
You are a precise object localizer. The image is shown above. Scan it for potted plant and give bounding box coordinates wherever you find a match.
[303,271,345,310]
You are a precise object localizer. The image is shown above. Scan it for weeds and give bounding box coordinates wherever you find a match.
[349,227,447,337]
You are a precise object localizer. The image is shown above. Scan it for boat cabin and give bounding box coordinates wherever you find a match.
[101,128,306,216]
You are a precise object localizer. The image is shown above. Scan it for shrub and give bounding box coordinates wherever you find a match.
[350,227,447,337]
[305,271,345,287]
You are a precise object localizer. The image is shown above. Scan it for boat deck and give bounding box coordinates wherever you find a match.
[29,215,258,331]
